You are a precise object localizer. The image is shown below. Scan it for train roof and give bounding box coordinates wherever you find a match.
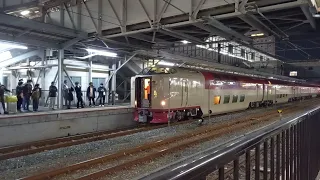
[142,67,320,87]
[200,70,320,87]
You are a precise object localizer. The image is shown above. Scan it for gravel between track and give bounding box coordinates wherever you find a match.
[0,102,301,180]
[102,106,306,180]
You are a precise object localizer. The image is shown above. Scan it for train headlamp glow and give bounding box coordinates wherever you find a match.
[135,100,137,106]
[161,100,166,106]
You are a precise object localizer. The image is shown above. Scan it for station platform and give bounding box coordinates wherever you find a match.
[0,105,135,147]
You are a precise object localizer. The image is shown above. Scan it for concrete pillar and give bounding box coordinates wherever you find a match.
[58,50,64,109]
[111,61,117,105]
[88,58,92,83]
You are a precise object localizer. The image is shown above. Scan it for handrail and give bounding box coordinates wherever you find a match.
[139,106,320,180]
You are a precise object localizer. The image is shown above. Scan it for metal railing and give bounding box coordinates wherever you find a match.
[141,106,320,180]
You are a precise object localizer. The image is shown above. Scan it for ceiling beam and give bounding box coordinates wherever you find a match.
[204,17,252,43]
[159,28,205,44]
[0,33,60,49]
[0,13,87,38]
[0,1,39,13]
[1,49,43,68]
[129,34,171,44]
[301,5,316,29]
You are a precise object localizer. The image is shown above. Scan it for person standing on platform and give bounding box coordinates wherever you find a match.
[16,81,23,112]
[97,83,107,107]
[66,86,74,109]
[75,82,84,108]
[62,80,69,107]
[31,84,41,112]
[0,83,10,114]
[48,82,57,110]
[22,80,32,111]
[87,82,96,107]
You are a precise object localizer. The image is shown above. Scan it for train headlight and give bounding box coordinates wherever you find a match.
[135,100,137,106]
[161,100,166,106]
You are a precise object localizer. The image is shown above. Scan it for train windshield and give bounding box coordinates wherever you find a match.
[144,67,177,75]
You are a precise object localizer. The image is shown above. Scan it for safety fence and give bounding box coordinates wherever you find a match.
[141,106,320,180]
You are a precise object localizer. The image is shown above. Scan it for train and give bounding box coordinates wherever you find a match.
[131,67,320,123]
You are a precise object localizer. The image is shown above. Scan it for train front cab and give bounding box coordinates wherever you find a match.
[133,76,154,123]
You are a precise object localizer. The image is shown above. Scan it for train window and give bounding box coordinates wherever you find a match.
[232,95,238,103]
[280,94,282,98]
[214,96,221,105]
[223,95,230,104]
[240,95,245,102]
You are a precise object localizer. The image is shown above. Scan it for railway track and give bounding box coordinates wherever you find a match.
[0,100,290,161]
[19,99,319,180]
[0,120,195,161]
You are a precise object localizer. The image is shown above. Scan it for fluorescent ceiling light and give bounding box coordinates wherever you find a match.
[251,33,264,37]
[0,42,28,50]
[66,65,87,70]
[0,51,12,62]
[313,14,320,17]
[158,61,175,66]
[86,48,117,57]
[20,10,30,16]
[181,40,190,44]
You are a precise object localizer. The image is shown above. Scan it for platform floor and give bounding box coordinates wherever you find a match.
[0,103,131,118]
[0,103,135,146]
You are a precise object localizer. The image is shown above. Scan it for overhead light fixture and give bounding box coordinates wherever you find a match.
[65,65,87,70]
[34,10,40,13]
[0,51,12,62]
[0,42,28,50]
[251,33,264,37]
[158,61,175,67]
[86,48,117,57]
[20,10,30,16]
[313,14,320,18]
[181,40,190,44]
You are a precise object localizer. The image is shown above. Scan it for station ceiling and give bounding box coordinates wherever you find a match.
[0,0,319,63]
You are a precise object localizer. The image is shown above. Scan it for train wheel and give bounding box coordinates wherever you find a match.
[175,111,184,122]
[249,102,255,108]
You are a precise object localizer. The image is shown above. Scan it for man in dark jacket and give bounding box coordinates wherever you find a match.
[31,84,41,112]
[74,82,84,108]
[66,86,74,109]
[97,83,107,106]
[86,82,96,107]
[22,80,32,111]
[48,82,57,110]
[16,81,23,112]
[0,83,10,114]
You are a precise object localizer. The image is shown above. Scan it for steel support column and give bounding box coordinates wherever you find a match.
[41,50,46,105]
[58,50,64,109]
[111,61,117,105]
[88,58,92,83]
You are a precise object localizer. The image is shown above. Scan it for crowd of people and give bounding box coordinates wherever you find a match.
[0,79,108,114]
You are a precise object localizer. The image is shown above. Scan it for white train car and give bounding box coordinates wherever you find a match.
[131,67,320,123]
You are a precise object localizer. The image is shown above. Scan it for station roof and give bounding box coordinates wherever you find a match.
[0,0,319,80]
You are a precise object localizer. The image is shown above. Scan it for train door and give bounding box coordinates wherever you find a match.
[181,79,188,107]
[135,77,152,108]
